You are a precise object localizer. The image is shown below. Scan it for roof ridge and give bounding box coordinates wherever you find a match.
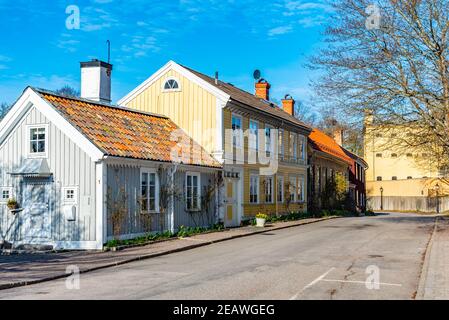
[180,65,312,131]
[31,87,170,120]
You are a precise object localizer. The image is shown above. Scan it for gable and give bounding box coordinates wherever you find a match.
[0,88,104,162]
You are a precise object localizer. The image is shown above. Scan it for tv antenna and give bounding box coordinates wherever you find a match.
[106,40,111,64]
[253,69,261,81]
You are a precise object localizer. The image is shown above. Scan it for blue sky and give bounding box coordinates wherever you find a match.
[0,0,332,107]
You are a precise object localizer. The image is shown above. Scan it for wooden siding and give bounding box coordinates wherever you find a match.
[0,106,96,242]
[106,164,217,238]
[123,69,218,155]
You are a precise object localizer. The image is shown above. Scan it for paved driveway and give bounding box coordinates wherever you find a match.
[0,213,436,300]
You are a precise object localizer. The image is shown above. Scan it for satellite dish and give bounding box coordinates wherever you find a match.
[253,70,261,81]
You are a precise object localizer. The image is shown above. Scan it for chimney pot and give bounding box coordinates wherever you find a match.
[80,59,113,103]
[255,79,271,101]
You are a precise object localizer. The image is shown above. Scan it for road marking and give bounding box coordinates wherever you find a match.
[289,267,335,300]
[322,279,402,287]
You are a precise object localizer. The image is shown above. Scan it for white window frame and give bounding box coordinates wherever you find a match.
[265,176,274,204]
[186,172,201,211]
[0,187,12,203]
[297,176,305,203]
[249,174,260,204]
[249,119,259,151]
[265,124,273,155]
[290,132,297,160]
[141,168,160,214]
[289,176,297,203]
[277,176,284,203]
[232,114,243,148]
[62,187,79,204]
[27,124,49,158]
[278,129,284,160]
[299,135,306,160]
[162,77,181,92]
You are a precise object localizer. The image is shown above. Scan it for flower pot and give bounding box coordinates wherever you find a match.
[256,218,266,228]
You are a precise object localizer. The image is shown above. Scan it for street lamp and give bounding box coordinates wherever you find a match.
[380,187,384,211]
[435,183,440,214]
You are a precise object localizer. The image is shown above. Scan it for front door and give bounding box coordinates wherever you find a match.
[225,179,239,228]
[23,182,51,240]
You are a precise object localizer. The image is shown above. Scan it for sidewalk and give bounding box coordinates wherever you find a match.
[417,216,449,299]
[0,217,336,290]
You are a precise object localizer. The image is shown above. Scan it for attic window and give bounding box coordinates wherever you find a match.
[163,78,180,91]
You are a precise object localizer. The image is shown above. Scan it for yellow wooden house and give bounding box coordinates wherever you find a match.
[119,61,312,227]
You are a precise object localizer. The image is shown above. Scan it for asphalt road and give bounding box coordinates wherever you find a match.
[0,213,436,300]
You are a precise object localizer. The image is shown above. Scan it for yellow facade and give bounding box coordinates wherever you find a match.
[121,63,309,223]
[124,69,218,155]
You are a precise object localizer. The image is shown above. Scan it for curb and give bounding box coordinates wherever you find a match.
[0,216,339,291]
[415,216,439,300]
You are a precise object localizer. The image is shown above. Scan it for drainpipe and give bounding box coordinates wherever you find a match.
[169,164,178,234]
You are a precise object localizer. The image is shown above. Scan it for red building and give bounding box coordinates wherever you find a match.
[343,148,368,212]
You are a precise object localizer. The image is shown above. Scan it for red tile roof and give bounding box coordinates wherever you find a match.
[35,88,221,168]
[309,128,353,165]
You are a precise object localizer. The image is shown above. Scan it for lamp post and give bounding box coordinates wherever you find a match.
[435,183,440,214]
[380,187,384,211]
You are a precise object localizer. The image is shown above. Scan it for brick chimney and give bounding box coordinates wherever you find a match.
[281,94,295,117]
[255,79,271,101]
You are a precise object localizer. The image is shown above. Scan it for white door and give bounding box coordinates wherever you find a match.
[23,183,51,240]
[224,179,239,228]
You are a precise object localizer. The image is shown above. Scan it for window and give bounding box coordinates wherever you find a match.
[163,78,180,91]
[406,153,413,158]
[278,129,284,159]
[392,176,398,181]
[297,176,305,202]
[29,126,47,156]
[141,170,159,212]
[250,174,259,204]
[62,187,78,204]
[289,177,297,202]
[265,125,273,155]
[277,176,284,203]
[407,176,413,180]
[391,153,398,158]
[377,176,382,181]
[375,133,382,138]
[298,136,306,160]
[265,176,274,203]
[232,115,243,148]
[376,153,382,158]
[249,120,259,150]
[186,172,201,211]
[0,188,11,202]
[290,133,298,159]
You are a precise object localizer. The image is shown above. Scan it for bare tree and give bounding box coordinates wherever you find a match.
[55,85,80,97]
[310,0,449,167]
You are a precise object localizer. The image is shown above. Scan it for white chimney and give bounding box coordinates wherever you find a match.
[80,59,113,103]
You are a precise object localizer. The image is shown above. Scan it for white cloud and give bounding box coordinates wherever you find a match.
[268,25,293,37]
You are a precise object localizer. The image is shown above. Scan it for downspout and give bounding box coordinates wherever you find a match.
[169,164,179,234]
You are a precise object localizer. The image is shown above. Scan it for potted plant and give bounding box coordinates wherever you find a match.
[255,213,269,228]
[7,198,19,211]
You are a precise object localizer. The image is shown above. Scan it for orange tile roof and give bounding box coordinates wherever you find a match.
[309,128,353,165]
[34,88,221,168]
